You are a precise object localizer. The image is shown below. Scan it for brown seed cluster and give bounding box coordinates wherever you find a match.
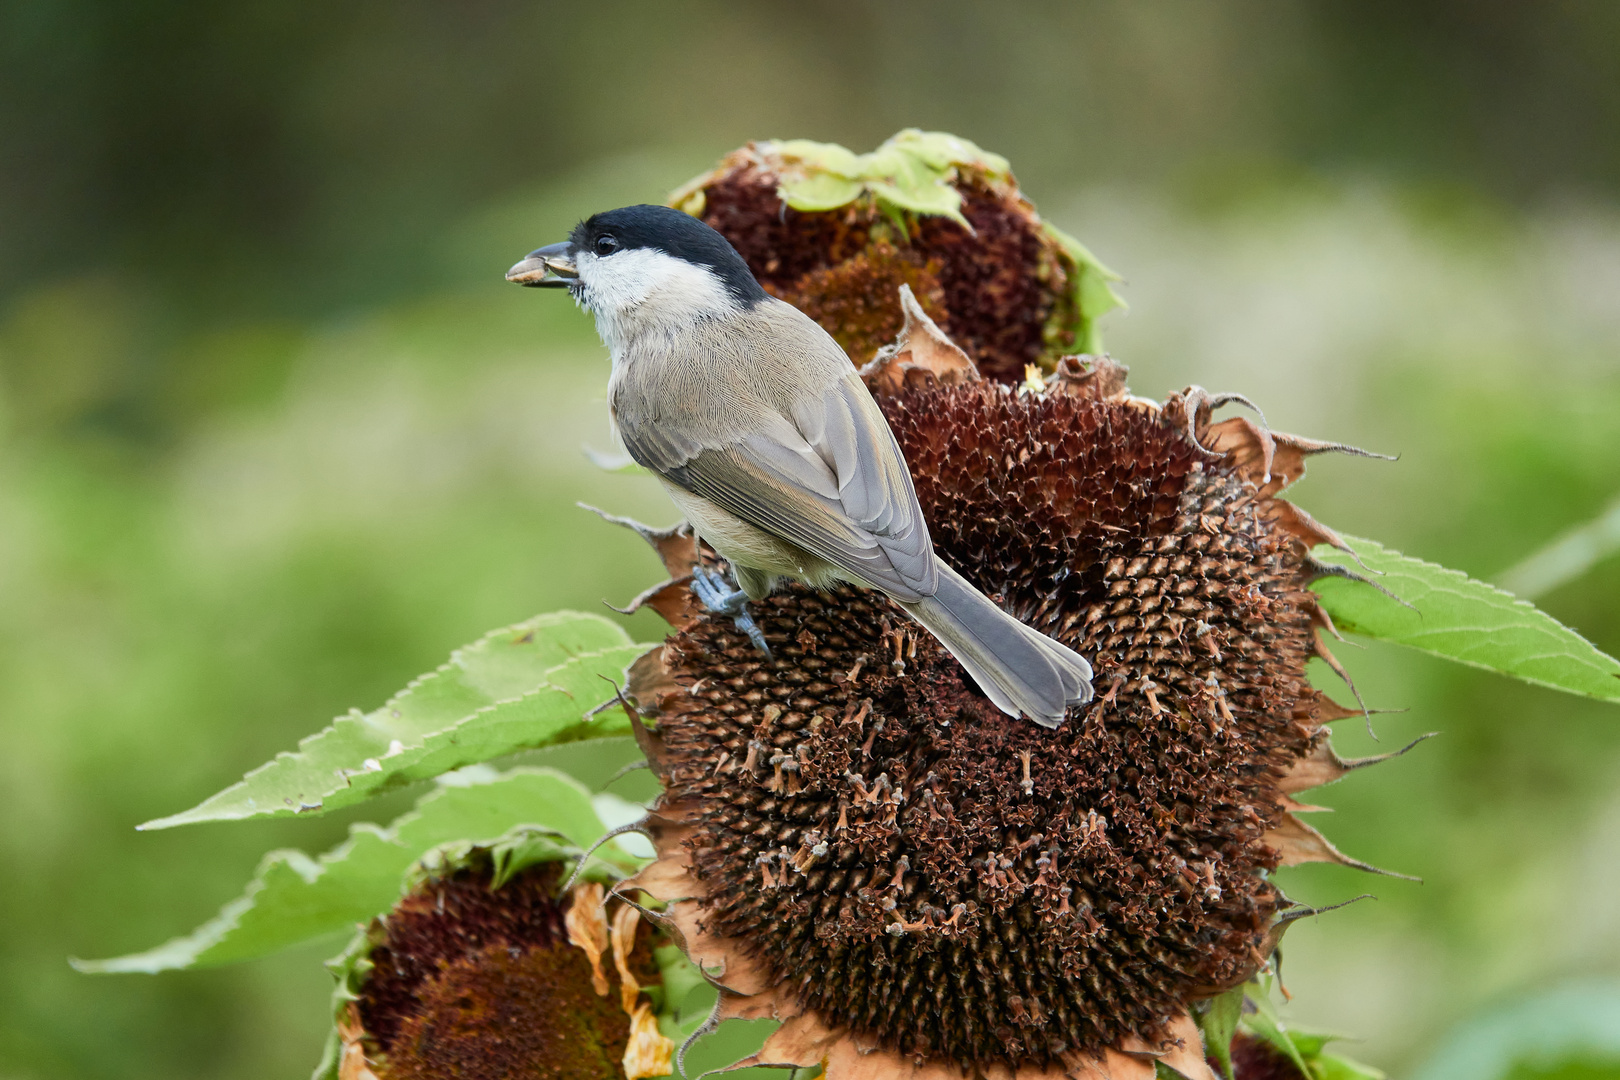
[642,379,1329,1071]
[692,152,1075,381]
[355,862,645,1080]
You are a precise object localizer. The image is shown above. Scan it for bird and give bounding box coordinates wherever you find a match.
[507,204,1092,728]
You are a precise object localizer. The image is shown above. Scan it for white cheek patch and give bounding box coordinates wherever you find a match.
[577,248,741,351]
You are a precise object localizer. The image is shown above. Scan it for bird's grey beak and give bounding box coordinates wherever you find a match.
[506,241,577,288]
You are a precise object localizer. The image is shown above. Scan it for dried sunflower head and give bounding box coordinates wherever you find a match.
[328,846,675,1080]
[612,307,1408,1080]
[668,129,1123,380]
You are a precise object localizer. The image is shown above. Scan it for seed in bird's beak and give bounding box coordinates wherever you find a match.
[506,241,578,288]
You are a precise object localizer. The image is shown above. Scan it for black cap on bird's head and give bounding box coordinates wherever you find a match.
[505,204,768,305]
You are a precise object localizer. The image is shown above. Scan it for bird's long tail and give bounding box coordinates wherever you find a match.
[898,558,1094,728]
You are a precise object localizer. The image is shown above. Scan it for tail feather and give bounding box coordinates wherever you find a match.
[898,559,1093,728]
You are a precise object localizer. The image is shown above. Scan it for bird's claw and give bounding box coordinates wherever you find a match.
[691,568,771,656]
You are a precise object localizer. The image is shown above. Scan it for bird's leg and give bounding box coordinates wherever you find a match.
[691,566,771,656]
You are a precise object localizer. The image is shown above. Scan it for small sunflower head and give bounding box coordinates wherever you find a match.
[668,129,1123,380]
[330,848,674,1080]
[616,314,1397,1079]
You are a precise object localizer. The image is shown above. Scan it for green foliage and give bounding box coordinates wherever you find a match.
[1313,537,1620,704]
[765,130,1011,228]
[1502,1063,1620,1080]
[1243,977,1316,1077]
[1199,978,1386,1080]
[75,768,622,974]
[1497,497,1620,600]
[1202,987,1245,1080]
[1313,1054,1389,1080]
[140,613,651,829]
[1412,980,1620,1080]
[1044,223,1128,352]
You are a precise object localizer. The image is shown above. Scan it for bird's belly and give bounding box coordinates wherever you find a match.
[659,480,837,586]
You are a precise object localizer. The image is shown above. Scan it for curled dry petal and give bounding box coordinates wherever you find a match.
[338,1004,383,1080]
[860,284,983,395]
[1153,1012,1220,1080]
[565,881,611,997]
[581,505,702,627]
[622,1002,676,1080]
[610,903,644,1014]
[1051,355,1132,402]
[1198,413,1393,503]
[1265,813,1417,880]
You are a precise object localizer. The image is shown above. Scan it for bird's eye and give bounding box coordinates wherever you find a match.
[594,235,620,256]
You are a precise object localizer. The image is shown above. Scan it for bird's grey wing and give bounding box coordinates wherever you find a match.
[624,372,937,601]
[784,372,936,591]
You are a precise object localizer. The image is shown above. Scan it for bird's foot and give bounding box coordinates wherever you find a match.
[691,567,771,656]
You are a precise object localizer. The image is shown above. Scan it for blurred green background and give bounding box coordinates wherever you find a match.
[3,2,1620,1077]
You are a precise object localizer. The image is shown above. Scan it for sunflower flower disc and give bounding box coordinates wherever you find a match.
[625,347,1380,1079]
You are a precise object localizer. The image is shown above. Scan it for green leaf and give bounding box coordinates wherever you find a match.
[883,128,1011,178]
[76,768,613,973]
[861,144,938,191]
[1243,976,1314,1078]
[1313,1051,1388,1080]
[1218,978,1382,1080]
[141,613,653,828]
[1044,223,1127,353]
[860,141,969,227]
[1411,978,1620,1080]
[1077,260,1127,319]
[1244,1010,1313,1076]
[653,942,713,1046]
[767,139,864,177]
[1047,224,1126,310]
[768,131,1010,226]
[1287,1027,1340,1058]
[778,173,866,213]
[869,179,969,228]
[1312,536,1620,703]
[1200,987,1245,1079]
[768,138,868,212]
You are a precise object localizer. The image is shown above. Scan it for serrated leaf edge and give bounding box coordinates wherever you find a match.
[140,635,651,830]
[1313,536,1620,703]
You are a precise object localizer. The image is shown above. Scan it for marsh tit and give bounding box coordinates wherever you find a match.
[507,204,1092,728]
